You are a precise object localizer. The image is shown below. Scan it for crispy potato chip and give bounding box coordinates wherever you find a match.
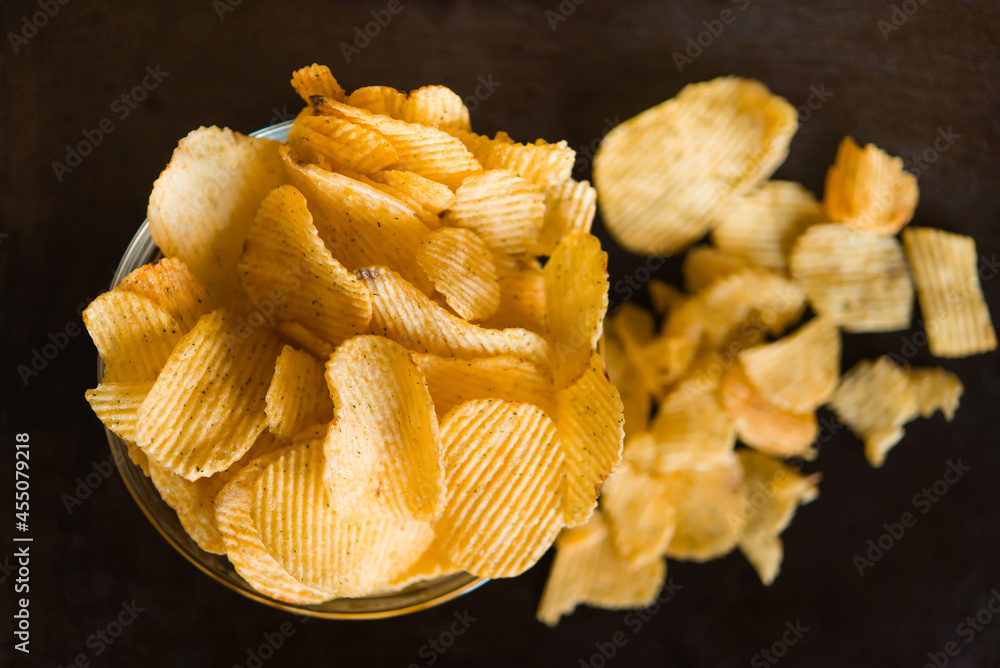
[902,226,997,357]
[148,126,285,306]
[481,253,546,332]
[136,309,281,480]
[601,462,676,568]
[537,511,666,626]
[829,356,919,467]
[648,279,686,317]
[663,455,746,561]
[417,227,500,321]
[594,77,797,254]
[291,64,345,103]
[117,257,213,332]
[738,316,841,413]
[252,441,434,596]
[682,245,756,294]
[276,321,335,359]
[85,381,154,443]
[399,85,472,132]
[646,377,737,472]
[719,366,818,459]
[359,265,549,364]
[323,336,444,522]
[412,352,554,418]
[434,400,564,578]
[534,178,598,255]
[287,114,398,174]
[557,352,625,527]
[789,222,913,332]
[347,85,406,116]
[381,542,461,592]
[367,170,455,229]
[629,334,702,400]
[604,335,651,437]
[452,129,575,188]
[124,440,150,477]
[545,232,609,388]
[824,136,918,235]
[84,291,184,383]
[238,185,373,345]
[710,181,824,273]
[443,170,546,255]
[906,366,963,421]
[265,345,334,440]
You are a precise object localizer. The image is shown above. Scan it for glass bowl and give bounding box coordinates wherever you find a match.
[99,120,486,619]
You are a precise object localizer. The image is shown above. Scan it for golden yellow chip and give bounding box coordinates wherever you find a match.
[148,126,285,306]
[124,440,151,477]
[290,64,345,103]
[738,316,841,413]
[481,253,546,332]
[443,169,546,255]
[593,77,797,255]
[647,377,737,472]
[545,232,609,388]
[663,455,746,561]
[719,366,818,459]
[829,356,919,467]
[239,185,373,345]
[399,85,471,132]
[136,309,281,480]
[116,257,213,332]
[83,291,184,383]
[607,302,656,353]
[600,461,676,569]
[604,334,651,438]
[682,245,756,294]
[286,114,398,174]
[906,366,963,421]
[264,345,334,441]
[275,321,335,359]
[902,226,997,357]
[381,542,461,592]
[367,169,455,229]
[789,222,914,332]
[534,178,598,255]
[648,279,686,317]
[824,136,918,236]
[451,129,575,188]
[536,510,666,626]
[710,181,824,273]
[359,265,549,364]
[417,227,500,321]
[150,462,230,555]
[85,381,154,442]
[252,441,434,596]
[347,85,406,116]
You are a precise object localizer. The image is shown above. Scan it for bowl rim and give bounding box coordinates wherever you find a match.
[99,120,488,619]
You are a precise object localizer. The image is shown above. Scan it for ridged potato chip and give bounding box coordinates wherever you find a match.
[902,226,997,357]
[663,454,746,561]
[600,461,676,569]
[399,85,471,132]
[276,321,335,359]
[117,257,213,332]
[265,345,334,440]
[738,316,841,413]
[417,227,500,321]
[719,366,818,459]
[907,366,963,420]
[84,291,184,383]
[367,170,455,228]
[710,181,824,273]
[85,381,154,442]
[443,170,546,255]
[238,185,373,345]
[534,178,597,255]
[452,129,575,188]
[545,232,609,388]
[824,136,918,236]
[136,309,281,480]
[358,265,549,364]
[124,440,151,477]
[291,64,345,103]
[481,253,546,332]
[347,85,406,116]
[148,126,285,306]
[287,114,398,174]
[434,400,564,578]
[789,222,913,332]
[324,336,444,522]
[537,511,666,626]
[648,378,737,472]
[381,542,461,592]
[252,441,434,596]
[594,77,797,254]
[682,245,756,294]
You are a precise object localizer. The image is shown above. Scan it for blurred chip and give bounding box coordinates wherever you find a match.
[648,376,737,471]
[417,226,500,321]
[648,279,686,317]
[682,245,756,294]
[534,178,598,255]
[600,461,676,569]
[290,64,345,103]
[444,169,546,256]
[117,257,213,332]
[663,455,746,561]
[265,345,334,441]
[719,366,818,459]
[84,291,184,383]
[603,333,651,438]
[287,114,398,174]
[906,365,963,421]
[452,129,575,188]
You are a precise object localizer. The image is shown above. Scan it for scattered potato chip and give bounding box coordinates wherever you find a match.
[534,178,598,255]
[264,345,334,440]
[604,332,651,437]
[291,64,345,103]
[417,227,500,321]
[434,400,564,578]
[117,257,213,332]
[648,279,686,317]
[287,114,398,174]
[136,309,281,480]
[84,291,184,383]
[600,462,676,568]
[85,381,154,443]
[906,366,963,420]
[452,129,575,188]
[647,377,737,471]
[824,136,918,236]
[323,336,444,522]
[663,455,746,561]
[607,303,656,353]
[148,126,285,306]
[443,170,546,255]
[481,253,546,332]
[789,222,913,332]
[594,77,797,254]
[738,316,841,413]
[367,169,455,228]
[710,181,824,273]
[275,321,335,359]
[902,226,997,357]
[399,85,472,132]
[682,245,756,294]
[719,366,818,459]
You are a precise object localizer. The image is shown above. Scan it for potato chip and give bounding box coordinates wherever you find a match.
[265,345,334,440]
[682,245,756,294]
[411,352,554,418]
[481,253,546,332]
[534,178,598,255]
[84,291,184,383]
[399,85,472,132]
[148,126,285,306]
[648,279,686,317]
[290,64,345,103]
[738,316,841,413]
[347,85,406,116]
[557,352,625,527]
[663,455,746,561]
[604,334,651,438]
[358,265,549,364]
[537,511,666,626]
[417,227,500,321]
[824,136,918,236]
[252,441,434,596]
[789,222,913,332]
[906,366,963,421]
[630,334,703,400]
[117,257,213,332]
[381,542,461,592]
[902,226,997,357]
[286,114,398,174]
[600,462,676,568]
[451,129,575,188]
[85,381,154,443]
[607,303,656,353]
[647,376,737,472]
[150,462,229,555]
[719,366,818,459]
[136,309,281,480]
[434,400,564,578]
[545,232,609,388]
[443,170,546,256]
[124,440,151,477]
[593,77,797,254]
[367,169,455,229]
[275,321,335,359]
[710,181,824,273]
[829,356,919,467]
[238,185,373,345]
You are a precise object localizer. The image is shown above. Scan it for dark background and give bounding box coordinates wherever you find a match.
[2,0,999,666]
